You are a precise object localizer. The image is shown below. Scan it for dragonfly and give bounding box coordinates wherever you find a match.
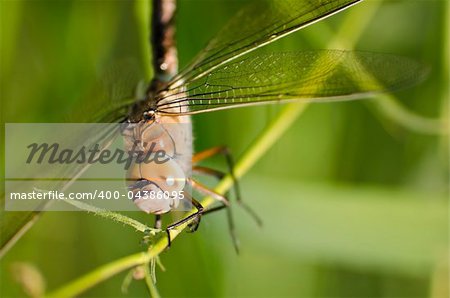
[80,0,427,249]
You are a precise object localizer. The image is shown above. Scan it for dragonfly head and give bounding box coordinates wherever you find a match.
[128,99,157,123]
[142,110,156,121]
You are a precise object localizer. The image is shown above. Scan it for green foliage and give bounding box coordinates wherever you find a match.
[0,0,448,297]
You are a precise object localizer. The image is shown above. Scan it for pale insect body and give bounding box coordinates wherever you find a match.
[123,86,192,214]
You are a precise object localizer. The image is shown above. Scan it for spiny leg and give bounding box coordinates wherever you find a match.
[177,181,228,234]
[193,146,262,226]
[189,179,229,206]
[191,168,238,249]
[165,195,203,248]
[193,166,225,180]
[160,182,229,249]
[189,178,240,253]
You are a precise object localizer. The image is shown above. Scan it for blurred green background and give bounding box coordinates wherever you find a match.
[0,0,448,297]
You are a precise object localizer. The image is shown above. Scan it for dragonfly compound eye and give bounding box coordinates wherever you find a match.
[142,110,155,121]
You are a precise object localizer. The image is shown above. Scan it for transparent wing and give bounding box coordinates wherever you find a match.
[168,0,361,87]
[68,58,142,123]
[52,60,143,190]
[156,50,427,115]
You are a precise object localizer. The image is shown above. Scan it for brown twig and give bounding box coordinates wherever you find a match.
[150,0,178,85]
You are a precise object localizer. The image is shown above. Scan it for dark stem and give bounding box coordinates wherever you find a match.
[150,0,178,86]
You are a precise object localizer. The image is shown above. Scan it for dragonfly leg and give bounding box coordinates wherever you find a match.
[193,146,262,226]
[193,166,225,180]
[165,196,203,249]
[189,179,229,206]
[190,178,239,253]
[154,214,162,230]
